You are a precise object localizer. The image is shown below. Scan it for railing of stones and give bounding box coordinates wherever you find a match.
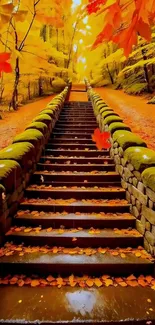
[0,85,70,244]
[86,82,155,256]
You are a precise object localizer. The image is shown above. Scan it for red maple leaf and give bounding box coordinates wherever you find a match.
[0,52,12,76]
[87,0,106,15]
[92,128,111,150]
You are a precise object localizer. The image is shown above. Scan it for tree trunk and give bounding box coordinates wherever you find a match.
[106,64,114,84]
[141,48,152,93]
[28,81,31,100]
[9,57,20,110]
[38,77,43,96]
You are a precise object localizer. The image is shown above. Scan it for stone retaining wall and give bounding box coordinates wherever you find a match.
[87,83,155,256]
[0,85,70,244]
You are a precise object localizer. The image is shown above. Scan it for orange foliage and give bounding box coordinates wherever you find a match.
[87,0,155,56]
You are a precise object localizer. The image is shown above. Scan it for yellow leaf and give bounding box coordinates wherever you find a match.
[94,278,102,287]
[13,10,28,22]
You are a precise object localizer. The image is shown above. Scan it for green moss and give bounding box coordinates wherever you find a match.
[0,160,21,179]
[102,111,118,119]
[33,114,52,123]
[100,107,113,114]
[109,122,131,134]
[13,129,43,144]
[0,143,34,161]
[113,130,146,150]
[39,109,54,117]
[104,115,123,125]
[124,147,155,171]
[26,122,48,132]
[142,167,155,191]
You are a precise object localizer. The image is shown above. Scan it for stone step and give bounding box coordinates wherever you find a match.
[55,124,98,128]
[20,199,130,214]
[0,285,155,324]
[14,211,135,229]
[54,128,95,133]
[58,118,96,122]
[46,144,99,150]
[25,186,126,200]
[40,156,114,164]
[51,132,92,138]
[32,171,121,183]
[44,149,110,157]
[49,138,95,144]
[0,249,153,276]
[5,228,143,248]
[37,163,115,172]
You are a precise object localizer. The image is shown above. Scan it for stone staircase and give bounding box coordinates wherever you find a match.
[0,99,155,324]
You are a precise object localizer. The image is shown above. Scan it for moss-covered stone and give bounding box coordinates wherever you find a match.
[104,115,123,125]
[142,167,155,192]
[26,122,48,133]
[39,109,54,117]
[99,108,112,115]
[0,143,35,172]
[109,122,131,134]
[113,130,146,150]
[124,147,155,171]
[102,111,118,119]
[13,129,43,144]
[33,114,51,122]
[0,160,22,192]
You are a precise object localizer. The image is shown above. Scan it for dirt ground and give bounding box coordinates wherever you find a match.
[0,95,55,149]
[95,88,155,151]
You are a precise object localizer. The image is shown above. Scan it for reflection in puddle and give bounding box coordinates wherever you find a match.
[66,290,97,316]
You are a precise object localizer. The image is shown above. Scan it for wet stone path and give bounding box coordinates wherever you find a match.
[0,94,155,324]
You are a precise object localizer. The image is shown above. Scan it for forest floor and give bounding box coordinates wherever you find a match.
[95,87,155,151]
[0,95,55,150]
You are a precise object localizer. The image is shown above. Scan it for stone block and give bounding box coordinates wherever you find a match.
[133,177,138,187]
[121,158,127,167]
[117,165,124,176]
[129,177,133,184]
[128,184,132,194]
[135,199,142,212]
[126,191,131,203]
[114,148,118,155]
[133,171,142,181]
[141,214,146,226]
[118,147,123,157]
[148,199,154,209]
[121,180,128,189]
[114,155,121,165]
[124,167,133,181]
[137,182,145,193]
[131,186,147,205]
[136,219,145,235]
[144,238,150,252]
[142,205,155,225]
[132,206,140,218]
[113,142,118,148]
[127,163,134,171]
[131,195,136,206]
[145,222,151,231]
[151,225,155,237]
[146,187,155,203]
[145,231,155,246]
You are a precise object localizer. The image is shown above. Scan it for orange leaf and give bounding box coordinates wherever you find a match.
[31,279,40,287]
[86,279,94,287]
[94,278,103,287]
